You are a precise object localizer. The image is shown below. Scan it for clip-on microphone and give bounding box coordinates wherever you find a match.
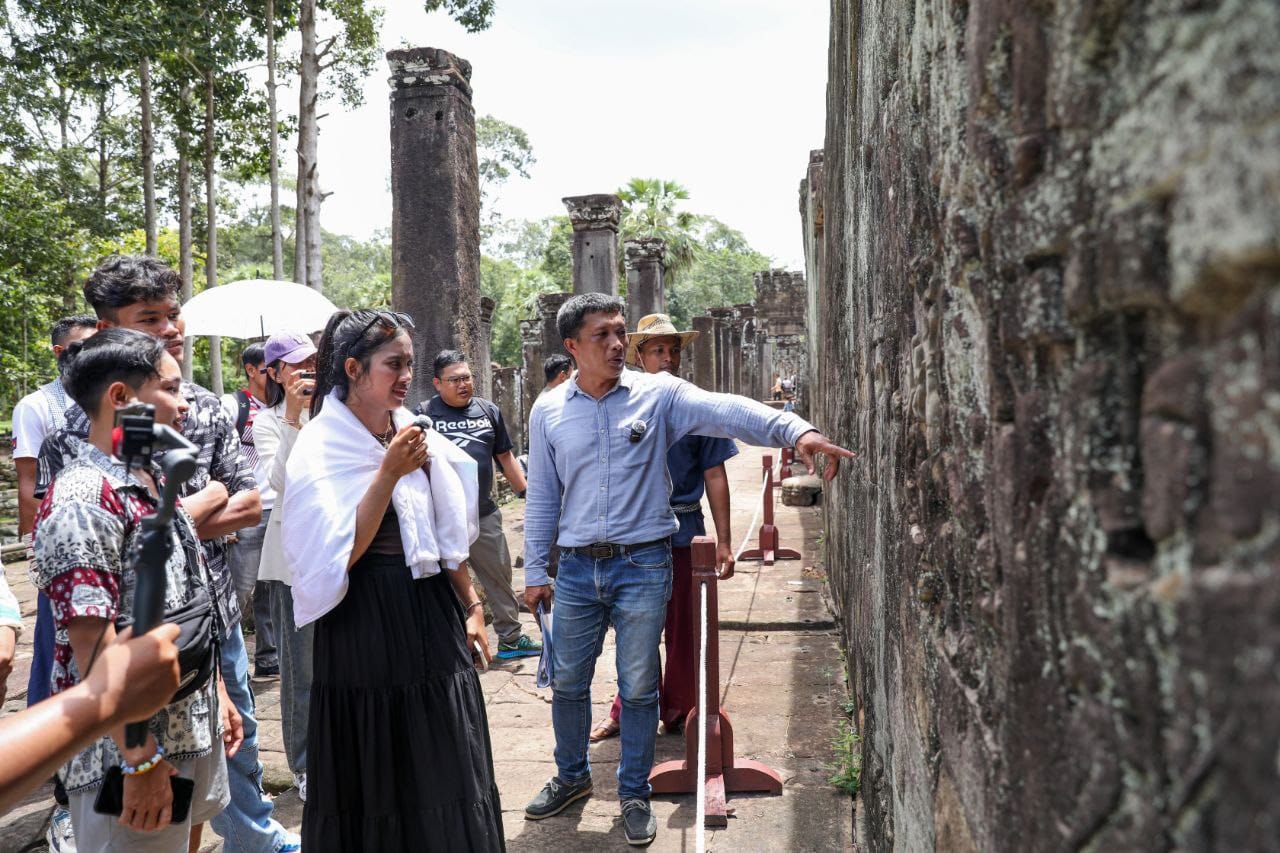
[113,404,200,749]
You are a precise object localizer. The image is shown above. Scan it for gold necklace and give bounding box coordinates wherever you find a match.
[372,414,395,448]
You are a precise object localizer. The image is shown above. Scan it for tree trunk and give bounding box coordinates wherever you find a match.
[297,0,323,290]
[204,69,222,394]
[140,58,156,254]
[97,85,108,221]
[266,0,283,280]
[179,147,194,380]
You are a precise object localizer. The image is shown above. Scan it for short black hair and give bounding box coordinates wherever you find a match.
[433,349,468,379]
[557,293,624,342]
[61,327,168,414]
[50,314,97,348]
[83,255,183,319]
[543,353,572,383]
[240,343,266,373]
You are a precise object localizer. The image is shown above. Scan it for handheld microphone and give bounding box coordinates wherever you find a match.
[413,414,433,433]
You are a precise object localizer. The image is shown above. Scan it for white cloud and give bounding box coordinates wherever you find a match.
[284,0,828,271]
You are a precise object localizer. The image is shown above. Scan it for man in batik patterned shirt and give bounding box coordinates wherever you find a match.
[34,256,298,853]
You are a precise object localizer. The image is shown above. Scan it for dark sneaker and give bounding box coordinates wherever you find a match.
[253,663,280,682]
[621,798,656,846]
[497,634,542,660]
[525,776,592,820]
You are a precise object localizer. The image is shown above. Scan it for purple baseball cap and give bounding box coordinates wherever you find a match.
[264,332,317,365]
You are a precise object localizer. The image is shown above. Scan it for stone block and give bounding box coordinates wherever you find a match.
[781,474,823,507]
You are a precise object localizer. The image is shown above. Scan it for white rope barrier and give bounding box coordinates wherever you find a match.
[695,577,709,852]
[732,471,770,562]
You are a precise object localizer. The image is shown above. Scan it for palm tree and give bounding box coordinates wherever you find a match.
[617,177,702,284]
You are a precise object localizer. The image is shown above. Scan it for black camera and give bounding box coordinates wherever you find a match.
[114,404,199,472]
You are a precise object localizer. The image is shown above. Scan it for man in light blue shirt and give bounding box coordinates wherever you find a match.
[521,293,853,845]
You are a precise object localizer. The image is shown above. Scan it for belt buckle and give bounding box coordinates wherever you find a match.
[587,543,615,559]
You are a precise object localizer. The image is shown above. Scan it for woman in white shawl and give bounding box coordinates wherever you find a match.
[281,310,504,852]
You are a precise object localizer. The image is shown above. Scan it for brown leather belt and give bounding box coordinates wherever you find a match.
[562,538,670,560]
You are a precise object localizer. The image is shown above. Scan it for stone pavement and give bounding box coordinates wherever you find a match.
[1,444,855,851]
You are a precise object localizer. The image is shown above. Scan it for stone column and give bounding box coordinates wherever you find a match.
[537,292,572,360]
[736,303,757,399]
[708,307,734,393]
[492,365,524,453]
[520,317,542,424]
[728,308,744,396]
[562,194,622,295]
[387,47,481,408]
[691,315,715,390]
[624,237,666,321]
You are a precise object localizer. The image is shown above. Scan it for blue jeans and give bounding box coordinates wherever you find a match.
[210,623,293,851]
[27,592,55,706]
[551,542,672,800]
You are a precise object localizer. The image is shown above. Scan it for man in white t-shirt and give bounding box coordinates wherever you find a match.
[12,315,99,542]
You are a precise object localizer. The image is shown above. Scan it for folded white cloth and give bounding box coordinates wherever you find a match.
[282,391,479,627]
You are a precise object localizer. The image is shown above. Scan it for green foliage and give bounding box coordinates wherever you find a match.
[315,0,384,109]
[481,255,556,366]
[830,717,862,796]
[667,218,769,328]
[618,177,703,284]
[477,115,536,236]
[0,164,92,407]
[539,217,574,293]
[422,0,495,32]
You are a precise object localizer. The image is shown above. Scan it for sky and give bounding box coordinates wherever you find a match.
[281,0,829,271]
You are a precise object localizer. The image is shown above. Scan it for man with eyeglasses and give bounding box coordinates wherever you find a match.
[415,350,543,660]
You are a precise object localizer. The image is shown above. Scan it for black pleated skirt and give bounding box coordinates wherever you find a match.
[302,552,505,852]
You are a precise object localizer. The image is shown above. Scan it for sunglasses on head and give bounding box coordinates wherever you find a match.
[353,310,415,342]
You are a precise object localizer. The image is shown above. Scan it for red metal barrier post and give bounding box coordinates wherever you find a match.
[650,537,782,826]
[738,454,802,565]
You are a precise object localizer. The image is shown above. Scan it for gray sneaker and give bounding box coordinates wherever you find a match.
[524,776,593,820]
[621,798,656,846]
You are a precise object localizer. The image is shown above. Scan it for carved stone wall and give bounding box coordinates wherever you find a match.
[810,1,1280,850]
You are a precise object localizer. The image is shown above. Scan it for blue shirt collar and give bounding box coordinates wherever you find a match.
[565,367,637,401]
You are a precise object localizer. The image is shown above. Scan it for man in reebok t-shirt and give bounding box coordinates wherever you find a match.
[416,350,542,660]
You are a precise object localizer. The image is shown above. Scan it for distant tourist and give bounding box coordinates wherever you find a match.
[543,353,573,391]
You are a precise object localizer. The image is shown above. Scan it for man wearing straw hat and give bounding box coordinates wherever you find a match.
[521,293,854,845]
[588,314,737,746]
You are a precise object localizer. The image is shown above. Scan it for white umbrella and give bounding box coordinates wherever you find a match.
[181,279,339,340]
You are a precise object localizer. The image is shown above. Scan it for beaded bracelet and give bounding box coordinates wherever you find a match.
[121,744,166,777]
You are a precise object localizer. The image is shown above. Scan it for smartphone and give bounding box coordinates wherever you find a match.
[94,765,196,823]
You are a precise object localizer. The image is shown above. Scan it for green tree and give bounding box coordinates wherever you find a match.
[668,218,769,328]
[422,0,495,32]
[0,165,90,407]
[617,177,702,284]
[477,115,535,238]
